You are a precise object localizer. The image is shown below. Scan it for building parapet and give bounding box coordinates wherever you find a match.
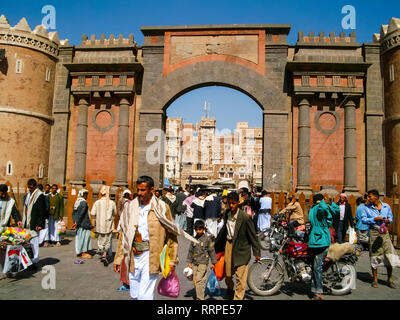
[296,30,359,47]
[375,17,400,54]
[0,14,59,58]
[77,33,137,51]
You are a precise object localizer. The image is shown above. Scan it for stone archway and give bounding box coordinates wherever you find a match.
[138,25,291,191]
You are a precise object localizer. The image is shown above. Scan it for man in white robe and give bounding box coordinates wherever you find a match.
[91,185,116,266]
[0,184,23,231]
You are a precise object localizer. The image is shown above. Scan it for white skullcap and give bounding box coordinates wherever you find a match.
[122,189,131,196]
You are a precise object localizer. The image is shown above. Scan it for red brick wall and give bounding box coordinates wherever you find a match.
[292,102,365,193]
[85,104,118,185]
[66,97,136,187]
[309,106,344,191]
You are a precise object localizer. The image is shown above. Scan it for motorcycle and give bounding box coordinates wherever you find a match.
[249,212,359,296]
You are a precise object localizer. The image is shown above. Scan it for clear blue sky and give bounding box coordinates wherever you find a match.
[2,0,399,129]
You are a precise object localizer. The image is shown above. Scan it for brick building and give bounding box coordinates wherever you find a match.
[1,14,399,197]
[165,117,263,188]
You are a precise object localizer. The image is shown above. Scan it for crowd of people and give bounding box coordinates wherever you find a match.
[0,178,399,300]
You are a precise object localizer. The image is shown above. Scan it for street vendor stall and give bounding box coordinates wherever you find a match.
[0,227,35,275]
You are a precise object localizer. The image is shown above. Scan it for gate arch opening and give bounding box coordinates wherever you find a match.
[164,85,263,191]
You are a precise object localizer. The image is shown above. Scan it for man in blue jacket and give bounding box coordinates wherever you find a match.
[308,193,339,300]
[362,189,398,289]
[355,196,369,250]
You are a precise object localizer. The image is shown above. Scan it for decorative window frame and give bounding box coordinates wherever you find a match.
[15,59,23,74]
[389,64,395,83]
[91,108,115,134]
[6,161,13,176]
[38,164,44,179]
[314,109,341,137]
[45,67,51,82]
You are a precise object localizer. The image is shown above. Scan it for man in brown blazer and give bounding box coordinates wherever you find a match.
[215,191,261,300]
[113,176,179,300]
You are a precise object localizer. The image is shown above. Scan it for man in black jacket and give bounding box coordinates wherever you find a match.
[23,179,47,265]
[204,189,221,239]
[215,192,260,300]
[175,187,187,230]
[334,193,355,243]
[72,189,93,259]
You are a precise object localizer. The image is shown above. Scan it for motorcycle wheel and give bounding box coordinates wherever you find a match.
[247,258,284,296]
[325,263,355,296]
[257,231,270,250]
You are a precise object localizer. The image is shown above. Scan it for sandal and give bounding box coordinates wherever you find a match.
[74,260,84,265]
[311,294,324,300]
[101,257,109,267]
[117,285,129,292]
[388,281,396,289]
[371,281,378,288]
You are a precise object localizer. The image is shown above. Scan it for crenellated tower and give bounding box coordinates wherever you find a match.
[0,14,60,186]
[376,18,400,196]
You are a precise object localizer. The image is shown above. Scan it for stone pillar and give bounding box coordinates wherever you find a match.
[113,95,131,187]
[262,111,289,192]
[70,95,89,186]
[364,43,385,194]
[138,110,166,188]
[343,99,359,194]
[296,98,312,195]
[48,45,74,186]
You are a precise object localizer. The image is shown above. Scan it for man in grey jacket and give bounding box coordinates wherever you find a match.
[215,191,261,300]
[187,219,217,300]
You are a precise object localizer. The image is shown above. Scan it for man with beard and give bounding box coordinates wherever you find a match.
[114,176,197,300]
[22,179,47,267]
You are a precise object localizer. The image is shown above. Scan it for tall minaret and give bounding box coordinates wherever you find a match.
[377,18,400,195]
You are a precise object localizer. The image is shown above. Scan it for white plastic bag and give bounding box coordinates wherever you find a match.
[348,227,357,244]
[57,221,66,235]
[2,245,33,273]
[3,245,22,273]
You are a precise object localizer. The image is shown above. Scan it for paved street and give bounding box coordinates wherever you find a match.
[1,233,400,300]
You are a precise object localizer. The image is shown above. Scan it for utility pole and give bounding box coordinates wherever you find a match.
[204,101,210,118]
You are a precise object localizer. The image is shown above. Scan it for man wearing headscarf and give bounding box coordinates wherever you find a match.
[117,189,131,231]
[335,193,354,243]
[91,185,117,266]
[114,176,198,300]
[0,184,23,230]
[72,189,93,259]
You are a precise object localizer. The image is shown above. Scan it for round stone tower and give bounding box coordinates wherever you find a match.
[378,18,400,195]
[0,14,59,187]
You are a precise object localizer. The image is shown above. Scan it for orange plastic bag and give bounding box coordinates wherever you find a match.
[214,252,225,281]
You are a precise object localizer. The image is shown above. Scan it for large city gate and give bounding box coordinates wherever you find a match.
[138,24,292,191]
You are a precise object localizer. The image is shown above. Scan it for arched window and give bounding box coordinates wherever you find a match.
[6,161,12,176]
[45,67,51,82]
[38,164,44,179]
[389,64,395,83]
[15,59,23,74]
